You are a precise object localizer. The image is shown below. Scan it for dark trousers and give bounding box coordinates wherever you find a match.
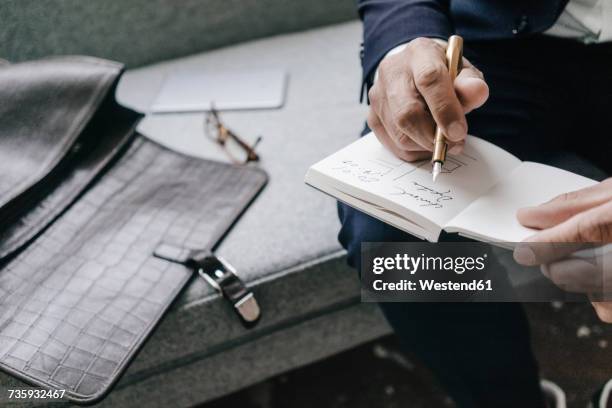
[339,36,612,408]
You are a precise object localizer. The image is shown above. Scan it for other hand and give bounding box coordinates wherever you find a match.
[514,179,612,322]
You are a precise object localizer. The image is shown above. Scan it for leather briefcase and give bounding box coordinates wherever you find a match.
[0,57,267,404]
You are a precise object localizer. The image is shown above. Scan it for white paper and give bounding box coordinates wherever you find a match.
[306,133,521,237]
[446,162,598,242]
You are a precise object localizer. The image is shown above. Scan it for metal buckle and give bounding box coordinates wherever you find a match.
[153,243,261,327]
[233,293,261,324]
[197,255,261,327]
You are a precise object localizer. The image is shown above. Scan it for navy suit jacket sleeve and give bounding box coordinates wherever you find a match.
[358,0,454,93]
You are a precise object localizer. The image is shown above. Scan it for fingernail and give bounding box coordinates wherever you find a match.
[447,121,466,141]
[514,244,536,265]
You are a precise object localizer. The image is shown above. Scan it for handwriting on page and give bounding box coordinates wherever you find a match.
[332,159,394,183]
[327,152,474,210]
[391,182,453,209]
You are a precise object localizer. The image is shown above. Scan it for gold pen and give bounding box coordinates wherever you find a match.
[432,35,464,182]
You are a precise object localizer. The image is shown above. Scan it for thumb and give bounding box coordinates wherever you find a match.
[513,203,612,266]
[524,201,612,245]
[454,59,489,114]
[517,179,612,230]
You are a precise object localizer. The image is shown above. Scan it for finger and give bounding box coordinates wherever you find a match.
[454,58,489,114]
[409,39,467,143]
[448,141,465,155]
[516,240,612,269]
[591,302,612,323]
[396,150,431,162]
[384,134,431,162]
[377,58,437,151]
[379,103,461,159]
[543,258,601,293]
[370,107,428,152]
[517,178,612,229]
[380,96,436,152]
[526,201,612,244]
[368,110,430,162]
[514,202,612,265]
[514,241,587,266]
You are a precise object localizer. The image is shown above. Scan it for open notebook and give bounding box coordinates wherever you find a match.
[305,133,597,243]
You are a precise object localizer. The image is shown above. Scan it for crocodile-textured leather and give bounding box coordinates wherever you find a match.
[0,57,139,260]
[0,57,267,404]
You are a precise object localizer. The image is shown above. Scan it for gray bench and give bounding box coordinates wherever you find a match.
[0,2,392,406]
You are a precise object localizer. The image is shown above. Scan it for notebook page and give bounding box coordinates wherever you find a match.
[446,162,598,242]
[306,132,521,229]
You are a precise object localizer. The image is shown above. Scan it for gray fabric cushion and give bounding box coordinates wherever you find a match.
[113,20,374,372]
[0,0,357,67]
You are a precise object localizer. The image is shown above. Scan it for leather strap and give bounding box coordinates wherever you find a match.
[153,242,261,327]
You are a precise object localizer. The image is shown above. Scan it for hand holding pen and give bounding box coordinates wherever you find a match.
[367,36,489,179]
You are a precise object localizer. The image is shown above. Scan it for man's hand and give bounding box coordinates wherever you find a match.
[513,178,612,322]
[368,37,489,162]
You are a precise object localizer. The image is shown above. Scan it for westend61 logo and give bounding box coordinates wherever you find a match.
[372,253,488,275]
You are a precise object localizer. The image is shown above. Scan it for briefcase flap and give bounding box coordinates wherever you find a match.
[0,57,142,260]
[0,56,267,404]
